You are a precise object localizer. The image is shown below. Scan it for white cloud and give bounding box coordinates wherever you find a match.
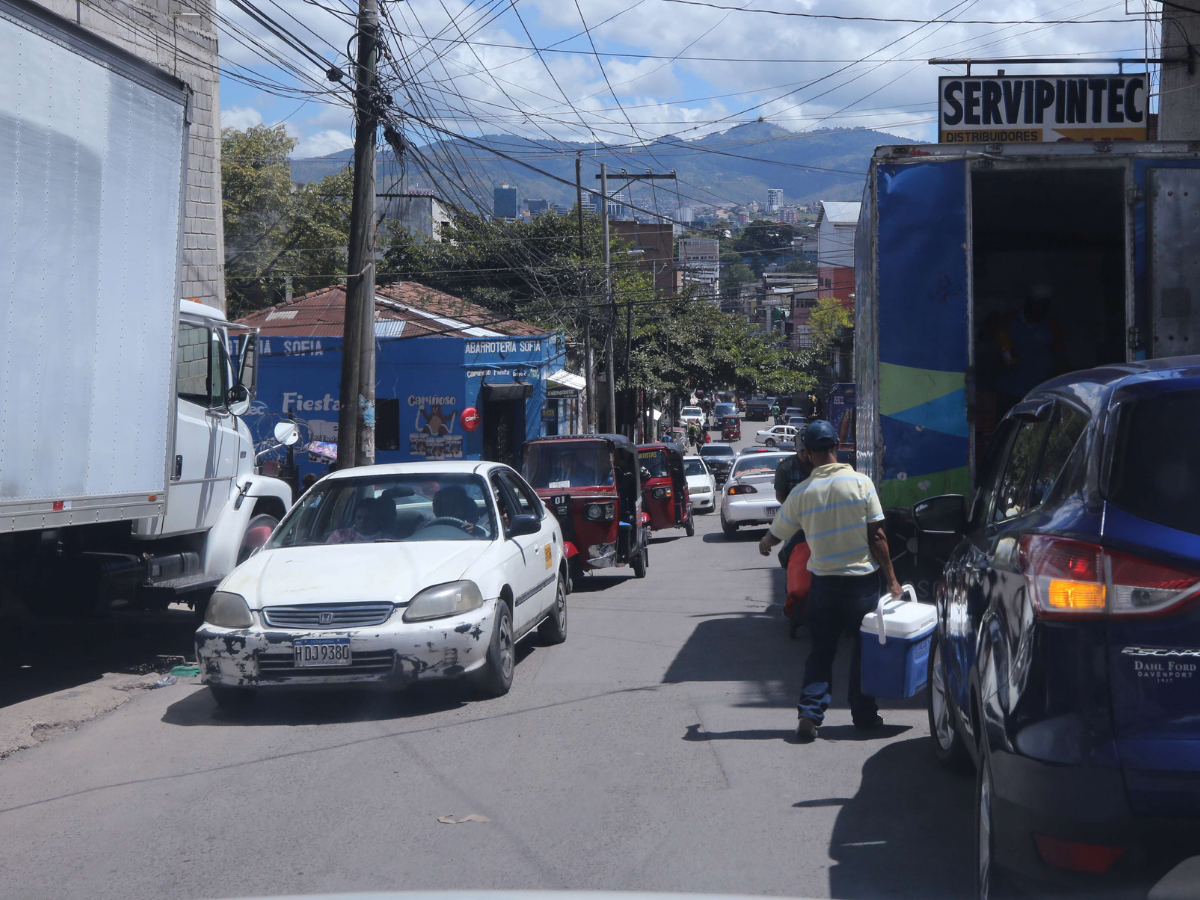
[291,129,354,158]
[220,105,264,130]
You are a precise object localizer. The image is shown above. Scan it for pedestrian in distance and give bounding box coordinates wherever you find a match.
[757,420,902,744]
[771,401,781,424]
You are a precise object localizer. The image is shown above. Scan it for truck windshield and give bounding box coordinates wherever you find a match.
[1106,391,1200,536]
[523,442,614,489]
[267,473,496,546]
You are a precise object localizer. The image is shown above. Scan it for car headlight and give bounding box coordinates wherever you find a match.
[584,502,614,521]
[204,591,254,628]
[403,581,485,622]
[651,486,672,499]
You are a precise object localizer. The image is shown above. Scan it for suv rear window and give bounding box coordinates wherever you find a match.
[1107,390,1200,535]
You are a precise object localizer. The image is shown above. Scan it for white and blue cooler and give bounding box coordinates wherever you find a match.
[860,585,936,699]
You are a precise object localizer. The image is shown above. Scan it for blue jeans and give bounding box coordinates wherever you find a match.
[797,570,882,725]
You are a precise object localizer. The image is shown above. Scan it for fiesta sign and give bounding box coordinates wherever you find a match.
[938,75,1147,143]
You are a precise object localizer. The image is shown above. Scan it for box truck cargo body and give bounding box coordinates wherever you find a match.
[0,0,292,613]
[855,142,1200,512]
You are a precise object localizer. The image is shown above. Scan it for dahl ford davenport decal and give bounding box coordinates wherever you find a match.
[1121,646,1200,684]
[409,395,462,459]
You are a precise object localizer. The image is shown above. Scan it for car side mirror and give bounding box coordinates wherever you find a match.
[509,514,540,537]
[226,383,252,417]
[913,494,968,535]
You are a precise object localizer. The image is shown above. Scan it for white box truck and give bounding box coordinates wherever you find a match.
[0,0,293,615]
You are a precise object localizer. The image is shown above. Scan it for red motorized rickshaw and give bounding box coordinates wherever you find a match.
[522,434,650,588]
[636,442,694,538]
[720,415,741,441]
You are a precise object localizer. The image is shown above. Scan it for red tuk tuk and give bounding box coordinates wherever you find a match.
[636,442,694,538]
[522,434,650,587]
[720,415,741,441]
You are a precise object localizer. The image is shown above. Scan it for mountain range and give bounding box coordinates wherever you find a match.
[289,122,918,211]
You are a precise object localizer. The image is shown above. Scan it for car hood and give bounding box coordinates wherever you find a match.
[220,542,485,608]
[686,474,712,489]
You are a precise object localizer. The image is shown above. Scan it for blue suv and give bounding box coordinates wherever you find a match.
[913,359,1200,898]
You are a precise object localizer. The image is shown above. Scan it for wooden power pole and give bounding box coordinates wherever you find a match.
[336,0,379,468]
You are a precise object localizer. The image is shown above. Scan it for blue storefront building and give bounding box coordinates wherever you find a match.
[237,284,582,480]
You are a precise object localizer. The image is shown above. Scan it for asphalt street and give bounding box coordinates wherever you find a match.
[0,431,974,900]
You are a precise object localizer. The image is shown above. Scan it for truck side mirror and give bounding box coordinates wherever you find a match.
[236,331,258,399]
[226,383,252,417]
[913,494,968,535]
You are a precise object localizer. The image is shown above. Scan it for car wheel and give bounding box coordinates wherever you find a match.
[685,512,695,537]
[238,514,279,565]
[721,517,738,538]
[210,685,256,710]
[928,630,973,773]
[538,575,567,644]
[632,543,647,578]
[475,600,514,697]
[765,438,776,447]
[974,734,1016,900]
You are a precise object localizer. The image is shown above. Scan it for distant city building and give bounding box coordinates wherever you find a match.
[779,207,798,224]
[493,183,519,220]
[378,190,453,242]
[767,188,784,213]
[594,189,631,219]
[552,203,570,216]
[678,237,721,299]
[678,207,695,224]
[612,221,675,294]
[815,200,861,303]
[526,198,549,215]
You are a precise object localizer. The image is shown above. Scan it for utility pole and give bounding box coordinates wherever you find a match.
[576,154,595,434]
[336,0,379,469]
[594,167,676,436]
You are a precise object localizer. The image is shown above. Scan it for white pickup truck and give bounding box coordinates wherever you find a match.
[0,0,292,615]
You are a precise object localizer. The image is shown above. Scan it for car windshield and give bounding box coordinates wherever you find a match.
[701,445,735,457]
[714,404,735,415]
[639,448,670,478]
[1107,390,1200,535]
[523,441,614,489]
[732,455,785,478]
[267,473,496,547]
[683,458,707,476]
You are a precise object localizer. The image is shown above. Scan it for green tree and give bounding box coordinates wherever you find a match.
[723,263,755,289]
[221,125,352,317]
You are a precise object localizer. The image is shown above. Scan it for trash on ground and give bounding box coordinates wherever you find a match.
[437,814,489,824]
[169,665,200,677]
[152,674,178,688]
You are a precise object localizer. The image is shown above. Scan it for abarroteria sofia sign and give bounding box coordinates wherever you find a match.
[938,74,1148,143]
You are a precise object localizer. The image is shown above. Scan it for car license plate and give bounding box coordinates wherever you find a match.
[293,637,352,667]
[766,506,780,518]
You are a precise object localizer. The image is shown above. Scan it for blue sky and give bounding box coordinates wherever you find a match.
[216,0,1159,158]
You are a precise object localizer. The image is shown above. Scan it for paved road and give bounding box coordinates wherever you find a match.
[0,437,974,900]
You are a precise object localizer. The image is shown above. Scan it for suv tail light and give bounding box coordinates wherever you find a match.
[1020,535,1200,620]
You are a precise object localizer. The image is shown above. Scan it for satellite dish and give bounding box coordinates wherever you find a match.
[274,421,300,446]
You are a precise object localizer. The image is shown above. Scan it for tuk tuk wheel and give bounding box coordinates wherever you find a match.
[632,542,647,578]
[685,512,695,537]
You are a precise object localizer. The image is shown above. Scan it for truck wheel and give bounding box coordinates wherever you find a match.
[210,685,256,711]
[569,559,586,592]
[238,514,278,565]
[474,600,514,697]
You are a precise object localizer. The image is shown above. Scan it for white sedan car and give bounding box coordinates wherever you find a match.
[195,461,567,707]
[720,451,790,538]
[754,424,797,447]
[683,455,717,512]
[679,405,706,428]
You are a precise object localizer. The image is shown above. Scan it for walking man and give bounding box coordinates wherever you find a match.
[758,420,902,742]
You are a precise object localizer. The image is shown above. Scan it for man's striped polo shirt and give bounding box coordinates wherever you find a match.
[769,463,885,576]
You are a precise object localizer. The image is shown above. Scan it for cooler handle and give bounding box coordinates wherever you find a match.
[874,583,918,645]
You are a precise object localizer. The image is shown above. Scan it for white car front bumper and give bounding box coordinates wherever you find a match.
[689,489,715,510]
[195,599,499,689]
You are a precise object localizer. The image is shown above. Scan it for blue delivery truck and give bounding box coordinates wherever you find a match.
[854,141,1200,516]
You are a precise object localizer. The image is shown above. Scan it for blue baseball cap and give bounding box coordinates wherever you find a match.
[802,419,838,450]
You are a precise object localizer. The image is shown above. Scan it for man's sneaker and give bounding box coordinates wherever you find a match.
[854,713,884,731]
[795,716,818,743]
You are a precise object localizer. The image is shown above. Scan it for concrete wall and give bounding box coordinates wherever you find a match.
[1159,0,1200,141]
[32,0,225,311]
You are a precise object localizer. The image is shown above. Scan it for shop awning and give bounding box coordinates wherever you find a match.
[546,369,586,398]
